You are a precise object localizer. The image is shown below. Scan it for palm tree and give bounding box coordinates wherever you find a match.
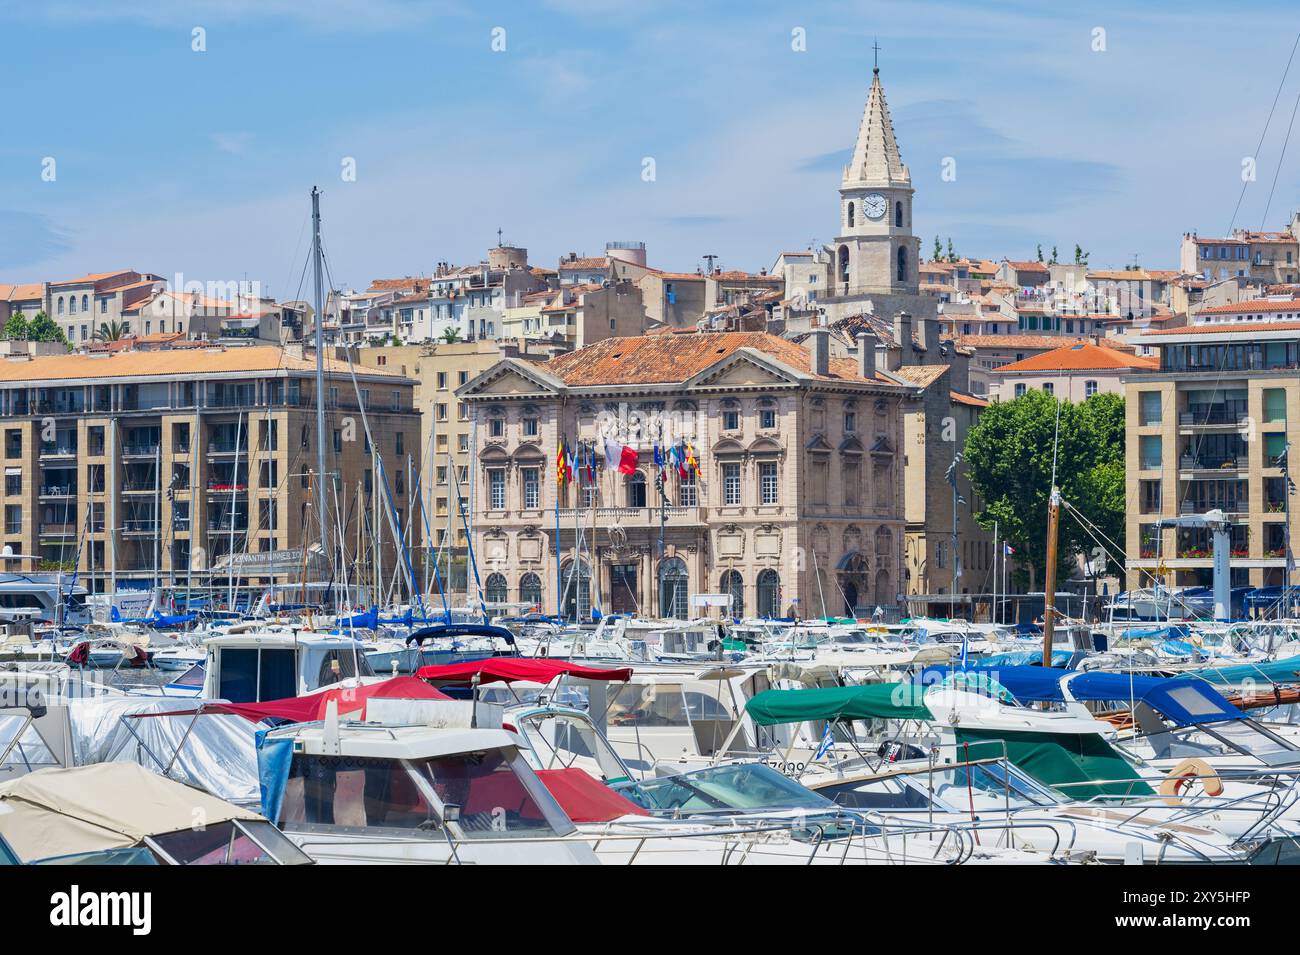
[440,327,463,344]
[94,320,128,342]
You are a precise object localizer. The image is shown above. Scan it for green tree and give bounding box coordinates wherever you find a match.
[1036,244,1044,262]
[94,320,128,342]
[964,390,1125,589]
[1074,244,1089,265]
[933,235,943,261]
[1050,245,1059,265]
[26,311,67,345]
[3,311,29,340]
[946,237,957,263]
[440,327,463,344]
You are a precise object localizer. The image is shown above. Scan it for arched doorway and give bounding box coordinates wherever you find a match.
[842,581,858,617]
[485,573,507,605]
[561,559,591,622]
[757,569,781,618]
[659,556,689,619]
[720,569,744,618]
[519,572,542,610]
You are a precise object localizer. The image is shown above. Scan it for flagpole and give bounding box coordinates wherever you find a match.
[554,437,563,621]
[993,519,999,626]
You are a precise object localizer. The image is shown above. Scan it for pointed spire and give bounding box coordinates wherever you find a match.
[843,69,910,189]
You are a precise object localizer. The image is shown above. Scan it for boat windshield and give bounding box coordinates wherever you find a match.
[630,762,834,814]
[517,711,630,783]
[282,747,572,840]
[149,819,311,865]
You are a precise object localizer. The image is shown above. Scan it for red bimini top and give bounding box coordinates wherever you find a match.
[415,657,632,687]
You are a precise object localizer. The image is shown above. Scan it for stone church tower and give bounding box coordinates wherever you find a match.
[821,67,930,326]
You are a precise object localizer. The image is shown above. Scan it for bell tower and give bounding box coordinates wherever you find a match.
[832,63,919,297]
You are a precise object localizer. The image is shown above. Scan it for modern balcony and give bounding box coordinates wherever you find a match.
[206,441,249,457]
[1178,453,1248,474]
[38,522,78,537]
[122,519,160,535]
[1178,409,1249,428]
[38,443,77,460]
[38,485,76,499]
[121,443,161,459]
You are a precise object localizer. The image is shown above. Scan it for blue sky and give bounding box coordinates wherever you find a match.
[2,0,1299,294]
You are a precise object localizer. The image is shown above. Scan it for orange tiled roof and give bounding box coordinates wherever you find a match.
[1145,320,1300,337]
[893,364,949,388]
[951,391,990,408]
[953,334,1087,350]
[1199,298,1300,315]
[49,270,134,287]
[0,282,44,302]
[0,345,409,383]
[1003,260,1050,272]
[558,257,609,271]
[543,332,889,386]
[993,341,1157,373]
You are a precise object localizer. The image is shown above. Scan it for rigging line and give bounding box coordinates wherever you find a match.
[1228,31,1300,233]
[1262,39,1300,230]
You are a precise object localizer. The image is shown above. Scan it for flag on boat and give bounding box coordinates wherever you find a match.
[959,634,969,668]
[814,721,834,760]
[1003,543,1015,556]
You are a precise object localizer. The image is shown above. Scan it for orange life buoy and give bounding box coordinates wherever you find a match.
[1157,757,1223,805]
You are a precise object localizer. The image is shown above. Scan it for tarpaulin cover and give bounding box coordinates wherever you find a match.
[68,696,261,804]
[416,657,632,686]
[256,730,294,824]
[745,683,932,726]
[406,624,516,646]
[919,666,1240,727]
[956,729,1154,800]
[1189,657,1300,688]
[161,676,452,724]
[534,768,648,822]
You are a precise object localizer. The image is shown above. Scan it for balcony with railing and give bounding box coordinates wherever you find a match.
[1179,408,1249,427]
[121,442,160,459]
[39,521,78,537]
[38,441,77,459]
[1178,452,1248,473]
[122,518,160,535]
[38,484,76,499]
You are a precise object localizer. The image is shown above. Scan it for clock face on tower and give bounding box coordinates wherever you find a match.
[862,193,887,220]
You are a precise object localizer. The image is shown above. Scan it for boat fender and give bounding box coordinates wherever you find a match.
[1157,757,1223,805]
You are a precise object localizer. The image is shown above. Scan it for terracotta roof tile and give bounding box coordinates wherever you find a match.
[993,341,1158,373]
[1144,320,1300,337]
[543,332,889,386]
[951,391,990,407]
[953,334,1087,350]
[893,364,949,387]
[1199,298,1300,315]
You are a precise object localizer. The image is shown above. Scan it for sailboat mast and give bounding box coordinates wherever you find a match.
[1041,487,1061,665]
[311,186,329,602]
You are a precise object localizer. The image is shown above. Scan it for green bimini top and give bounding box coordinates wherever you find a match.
[745,683,933,726]
[955,729,1154,800]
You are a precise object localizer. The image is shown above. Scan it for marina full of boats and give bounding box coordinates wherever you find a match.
[4,586,1300,866]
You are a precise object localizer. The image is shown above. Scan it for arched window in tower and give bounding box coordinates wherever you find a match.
[896,246,908,283]
[847,202,855,227]
[838,246,850,292]
[894,201,903,227]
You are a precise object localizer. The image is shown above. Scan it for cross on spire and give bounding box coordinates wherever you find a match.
[872,38,880,74]
[496,227,504,247]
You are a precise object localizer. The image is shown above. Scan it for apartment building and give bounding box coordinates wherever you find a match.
[0,345,416,593]
[353,339,510,583]
[990,341,1157,403]
[456,331,912,621]
[1125,312,1299,591]
[1180,219,1300,286]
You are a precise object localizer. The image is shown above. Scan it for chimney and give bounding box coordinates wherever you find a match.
[856,331,875,379]
[893,311,912,361]
[498,341,520,360]
[920,314,940,358]
[807,326,830,376]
